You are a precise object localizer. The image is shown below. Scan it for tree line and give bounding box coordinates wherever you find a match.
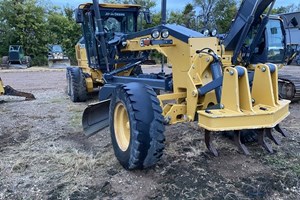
[0,0,299,66]
[0,0,81,65]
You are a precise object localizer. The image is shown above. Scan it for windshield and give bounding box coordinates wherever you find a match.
[266,19,285,63]
[52,45,63,52]
[10,46,20,51]
[100,12,135,33]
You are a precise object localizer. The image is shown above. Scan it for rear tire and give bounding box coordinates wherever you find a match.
[66,68,72,96]
[1,56,8,67]
[69,67,88,102]
[25,56,31,67]
[109,82,165,170]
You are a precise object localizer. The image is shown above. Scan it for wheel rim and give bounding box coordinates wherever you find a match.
[114,102,130,151]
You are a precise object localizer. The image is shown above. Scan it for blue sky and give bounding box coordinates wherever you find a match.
[49,0,296,11]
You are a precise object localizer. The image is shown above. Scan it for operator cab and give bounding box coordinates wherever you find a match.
[246,17,286,64]
[76,3,141,34]
[266,17,286,63]
[9,45,25,63]
[75,3,141,70]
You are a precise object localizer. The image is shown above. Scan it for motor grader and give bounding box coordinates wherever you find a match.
[48,44,71,68]
[73,0,290,170]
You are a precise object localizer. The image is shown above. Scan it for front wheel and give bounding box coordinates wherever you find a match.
[109,82,165,170]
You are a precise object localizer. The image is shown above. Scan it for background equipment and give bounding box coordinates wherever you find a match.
[1,45,31,68]
[48,44,70,68]
[276,12,300,102]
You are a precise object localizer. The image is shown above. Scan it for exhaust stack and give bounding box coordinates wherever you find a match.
[161,0,167,24]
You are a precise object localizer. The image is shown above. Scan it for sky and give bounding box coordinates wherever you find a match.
[49,0,296,11]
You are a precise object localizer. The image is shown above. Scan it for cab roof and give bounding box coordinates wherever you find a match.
[78,3,141,10]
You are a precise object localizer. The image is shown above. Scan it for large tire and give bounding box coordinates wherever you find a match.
[109,82,165,170]
[66,68,72,96]
[1,56,8,66]
[24,56,31,68]
[69,67,88,102]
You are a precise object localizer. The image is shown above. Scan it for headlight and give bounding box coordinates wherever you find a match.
[161,29,169,38]
[151,29,160,39]
[211,29,217,37]
[202,29,209,37]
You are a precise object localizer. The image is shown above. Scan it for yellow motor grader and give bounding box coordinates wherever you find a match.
[71,0,290,170]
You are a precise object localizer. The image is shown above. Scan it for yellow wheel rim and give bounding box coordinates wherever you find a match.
[114,102,130,151]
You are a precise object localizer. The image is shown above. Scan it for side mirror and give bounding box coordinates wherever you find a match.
[75,9,84,24]
[144,9,152,24]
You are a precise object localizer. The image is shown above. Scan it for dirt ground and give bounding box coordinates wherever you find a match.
[0,66,299,200]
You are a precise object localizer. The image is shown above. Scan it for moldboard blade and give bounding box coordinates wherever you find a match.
[82,99,110,137]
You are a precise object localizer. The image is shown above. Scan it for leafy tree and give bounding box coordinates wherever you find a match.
[213,0,237,33]
[47,7,81,64]
[0,0,48,65]
[194,0,218,28]
[103,0,156,9]
[168,3,196,29]
[270,4,300,14]
[0,0,81,65]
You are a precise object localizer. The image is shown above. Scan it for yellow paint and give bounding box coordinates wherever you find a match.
[252,64,277,107]
[75,43,88,68]
[0,78,4,95]
[114,102,131,151]
[198,65,290,131]
[163,104,187,124]
[198,100,289,131]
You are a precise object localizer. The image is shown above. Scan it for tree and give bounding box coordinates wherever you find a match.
[47,7,81,64]
[213,0,237,33]
[0,0,48,65]
[103,0,156,9]
[168,3,196,29]
[194,0,218,28]
[0,0,81,65]
[270,5,293,14]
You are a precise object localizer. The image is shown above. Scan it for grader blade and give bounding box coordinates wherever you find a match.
[82,99,110,137]
[4,85,35,100]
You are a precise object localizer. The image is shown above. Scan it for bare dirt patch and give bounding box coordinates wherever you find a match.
[0,66,299,199]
